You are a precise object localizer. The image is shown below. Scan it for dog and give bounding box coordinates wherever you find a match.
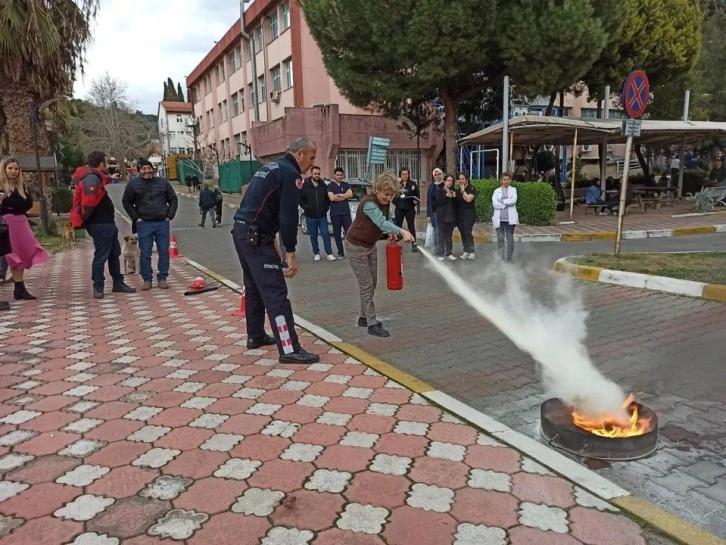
[62,221,76,250]
[122,234,140,274]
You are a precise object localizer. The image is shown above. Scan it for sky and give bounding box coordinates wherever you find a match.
[73,0,244,115]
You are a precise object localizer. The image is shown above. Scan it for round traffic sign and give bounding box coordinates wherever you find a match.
[623,70,649,119]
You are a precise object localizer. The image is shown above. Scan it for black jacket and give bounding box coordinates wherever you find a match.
[122,176,178,221]
[298,178,330,219]
[199,188,216,210]
[392,180,420,211]
[0,189,32,216]
[234,153,302,252]
[436,185,458,223]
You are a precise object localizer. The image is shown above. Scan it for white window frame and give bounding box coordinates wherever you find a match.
[232,93,240,116]
[283,58,293,89]
[271,65,281,92]
[269,12,279,40]
[281,2,290,30]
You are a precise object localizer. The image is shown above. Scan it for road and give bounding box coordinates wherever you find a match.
[109,184,726,538]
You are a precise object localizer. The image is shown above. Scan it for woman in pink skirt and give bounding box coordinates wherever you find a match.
[0,157,49,300]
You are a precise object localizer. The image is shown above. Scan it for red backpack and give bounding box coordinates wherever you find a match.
[70,170,107,229]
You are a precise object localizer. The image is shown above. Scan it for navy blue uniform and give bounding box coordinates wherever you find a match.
[232,153,303,356]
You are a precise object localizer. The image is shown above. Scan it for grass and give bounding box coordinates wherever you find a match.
[572,252,726,285]
[31,220,66,254]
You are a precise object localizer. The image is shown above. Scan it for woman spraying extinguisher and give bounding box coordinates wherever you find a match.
[345,171,414,338]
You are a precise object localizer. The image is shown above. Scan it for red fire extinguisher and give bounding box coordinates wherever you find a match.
[386,241,403,290]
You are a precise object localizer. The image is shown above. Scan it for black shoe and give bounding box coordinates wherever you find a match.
[247,334,276,349]
[411,244,419,253]
[357,317,368,327]
[93,289,104,299]
[112,283,136,293]
[199,223,204,228]
[279,348,320,364]
[13,282,36,301]
[0,301,10,311]
[367,323,390,337]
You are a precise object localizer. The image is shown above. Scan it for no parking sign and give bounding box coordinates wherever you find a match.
[623,70,649,119]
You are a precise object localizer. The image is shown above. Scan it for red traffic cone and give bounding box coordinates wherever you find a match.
[169,233,181,258]
[232,289,246,318]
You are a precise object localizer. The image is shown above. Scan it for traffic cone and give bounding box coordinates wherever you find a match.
[169,233,181,258]
[232,289,246,318]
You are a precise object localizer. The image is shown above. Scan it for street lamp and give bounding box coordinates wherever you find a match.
[30,95,69,236]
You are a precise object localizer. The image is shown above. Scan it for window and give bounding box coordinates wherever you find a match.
[176,115,183,123]
[234,133,241,157]
[204,76,211,94]
[283,58,293,89]
[271,65,281,92]
[223,138,231,159]
[232,93,240,116]
[281,2,290,30]
[249,83,255,105]
[207,110,214,128]
[220,100,228,122]
[239,91,246,112]
[255,27,264,51]
[228,49,238,73]
[269,13,279,40]
[218,62,226,84]
[258,76,267,103]
[580,108,598,119]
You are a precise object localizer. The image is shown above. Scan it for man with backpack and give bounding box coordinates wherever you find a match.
[213,186,224,225]
[71,151,136,299]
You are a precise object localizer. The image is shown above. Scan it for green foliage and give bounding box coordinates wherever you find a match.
[697,1,726,120]
[50,186,73,214]
[471,179,557,226]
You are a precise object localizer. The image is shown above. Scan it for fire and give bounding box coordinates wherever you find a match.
[572,394,652,438]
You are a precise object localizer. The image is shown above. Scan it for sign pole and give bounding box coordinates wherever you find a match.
[614,135,634,256]
[569,129,578,221]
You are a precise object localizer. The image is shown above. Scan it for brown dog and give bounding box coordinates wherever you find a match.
[62,221,76,250]
[122,234,140,274]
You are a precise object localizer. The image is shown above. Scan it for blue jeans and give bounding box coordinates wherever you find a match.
[306,216,333,255]
[86,223,124,290]
[137,220,170,282]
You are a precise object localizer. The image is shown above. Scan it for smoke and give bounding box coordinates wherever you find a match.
[418,247,628,422]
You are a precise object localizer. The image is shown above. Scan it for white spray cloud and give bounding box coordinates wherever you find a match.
[418,248,628,422]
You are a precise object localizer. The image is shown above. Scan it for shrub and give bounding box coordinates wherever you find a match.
[471,178,557,226]
[50,187,74,215]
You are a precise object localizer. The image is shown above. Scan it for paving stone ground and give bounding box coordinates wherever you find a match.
[0,242,678,544]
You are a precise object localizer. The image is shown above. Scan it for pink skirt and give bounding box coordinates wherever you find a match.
[2,214,49,270]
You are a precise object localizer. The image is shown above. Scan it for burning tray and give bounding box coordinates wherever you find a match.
[540,397,658,461]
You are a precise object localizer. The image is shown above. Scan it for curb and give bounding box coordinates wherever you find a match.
[554,257,726,303]
[177,255,723,545]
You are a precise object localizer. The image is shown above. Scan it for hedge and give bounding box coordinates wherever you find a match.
[50,187,74,215]
[470,178,557,226]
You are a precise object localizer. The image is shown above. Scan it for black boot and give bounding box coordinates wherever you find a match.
[14,282,37,301]
[0,301,10,311]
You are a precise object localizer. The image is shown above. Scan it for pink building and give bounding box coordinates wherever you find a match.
[186,0,442,182]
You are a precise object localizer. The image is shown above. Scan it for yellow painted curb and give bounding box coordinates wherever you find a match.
[589,232,617,241]
[672,225,717,236]
[703,283,726,303]
[331,341,435,394]
[472,233,492,243]
[561,233,592,242]
[573,265,603,282]
[613,496,726,545]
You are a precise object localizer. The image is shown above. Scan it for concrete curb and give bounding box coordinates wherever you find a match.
[177,254,723,545]
[554,257,726,303]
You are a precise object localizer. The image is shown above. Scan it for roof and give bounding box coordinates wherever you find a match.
[159,101,193,115]
[0,154,55,171]
[458,115,726,147]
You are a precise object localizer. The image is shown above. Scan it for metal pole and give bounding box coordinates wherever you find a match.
[677,90,690,198]
[502,76,509,173]
[614,135,634,256]
[30,103,49,237]
[240,0,259,123]
[569,129,578,221]
[600,85,610,190]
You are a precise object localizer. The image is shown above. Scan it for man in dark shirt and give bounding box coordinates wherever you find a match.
[708,155,726,187]
[122,160,178,290]
[82,151,136,299]
[327,167,353,258]
[299,166,334,261]
[232,137,320,364]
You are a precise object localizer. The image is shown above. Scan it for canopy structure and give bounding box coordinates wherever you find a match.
[458,115,726,147]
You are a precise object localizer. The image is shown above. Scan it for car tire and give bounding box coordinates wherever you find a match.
[300,214,308,235]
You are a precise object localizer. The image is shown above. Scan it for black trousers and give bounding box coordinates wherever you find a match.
[231,222,300,355]
[215,203,223,224]
[458,214,476,253]
[440,221,455,256]
[331,213,352,256]
[394,207,417,243]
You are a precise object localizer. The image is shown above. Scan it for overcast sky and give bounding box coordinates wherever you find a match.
[73,0,243,115]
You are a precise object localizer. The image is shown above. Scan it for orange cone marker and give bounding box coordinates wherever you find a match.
[232,289,246,318]
[169,233,181,258]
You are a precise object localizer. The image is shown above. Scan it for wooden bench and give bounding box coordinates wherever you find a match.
[579,203,606,215]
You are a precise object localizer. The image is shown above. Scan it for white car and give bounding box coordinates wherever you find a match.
[298,178,371,235]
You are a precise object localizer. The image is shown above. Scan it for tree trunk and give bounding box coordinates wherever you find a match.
[441,88,458,175]
[634,144,649,180]
[526,91,558,179]
[0,77,49,156]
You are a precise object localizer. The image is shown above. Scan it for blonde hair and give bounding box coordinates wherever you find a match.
[0,157,26,198]
[372,170,401,195]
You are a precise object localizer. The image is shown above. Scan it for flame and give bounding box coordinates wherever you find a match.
[572,394,652,438]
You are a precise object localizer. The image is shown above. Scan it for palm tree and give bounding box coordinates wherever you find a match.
[0,0,98,155]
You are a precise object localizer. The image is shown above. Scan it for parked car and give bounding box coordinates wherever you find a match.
[299,177,373,235]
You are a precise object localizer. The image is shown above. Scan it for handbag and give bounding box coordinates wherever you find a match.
[424,223,434,248]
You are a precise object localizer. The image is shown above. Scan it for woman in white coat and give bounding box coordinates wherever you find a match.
[492,172,518,262]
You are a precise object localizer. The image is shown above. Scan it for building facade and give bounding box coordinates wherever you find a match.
[158,101,195,158]
[185,0,441,182]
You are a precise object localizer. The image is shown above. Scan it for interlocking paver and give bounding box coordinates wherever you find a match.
[0,239,686,544]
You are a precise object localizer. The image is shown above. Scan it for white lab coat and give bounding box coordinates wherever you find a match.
[491,186,519,228]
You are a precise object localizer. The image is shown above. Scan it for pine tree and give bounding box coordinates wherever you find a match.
[176,82,185,102]
[162,81,169,101]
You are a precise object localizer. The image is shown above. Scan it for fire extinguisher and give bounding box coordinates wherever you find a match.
[386,241,403,290]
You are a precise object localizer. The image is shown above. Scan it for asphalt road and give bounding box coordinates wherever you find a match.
[109,184,726,538]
